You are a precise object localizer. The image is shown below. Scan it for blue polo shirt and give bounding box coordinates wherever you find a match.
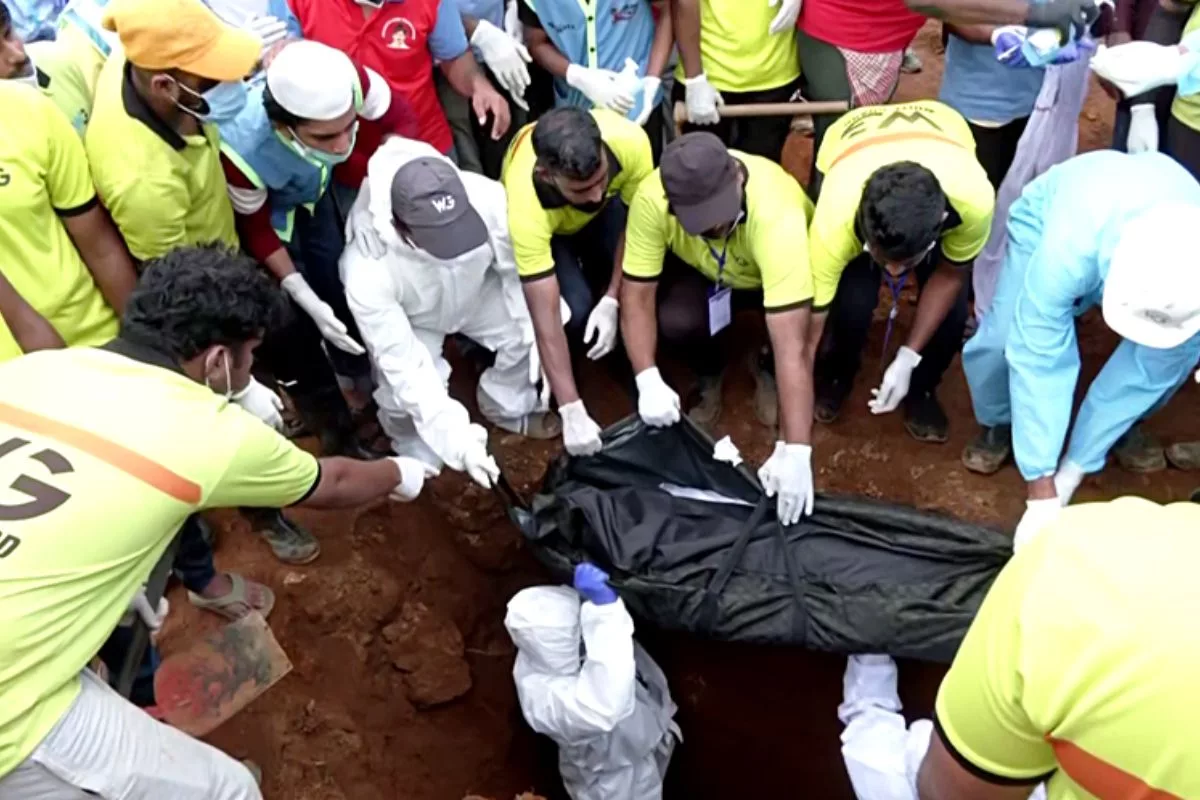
[456,0,506,61]
[519,0,660,123]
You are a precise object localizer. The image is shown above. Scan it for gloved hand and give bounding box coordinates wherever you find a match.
[584,295,620,360]
[231,377,285,433]
[868,346,922,415]
[634,367,681,427]
[1053,460,1086,505]
[566,63,637,115]
[244,13,289,51]
[503,0,521,39]
[281,273,366,355]
[993,25,1035,67]
[1128,103,1159,153]
[560,399,603,456]
[347,204,386,259]
[573,562,618,605]
[767,0,802,35]
[758,441,815,524]
[1013,498,1061,551]
[452,423,500,488]
[634,75,662,127]
[684,73,723,125]
[471,19,532,111]
[1024,0,1101,42]
[389,455,437,502]
[129,588,169,634]
[614,58,644,107]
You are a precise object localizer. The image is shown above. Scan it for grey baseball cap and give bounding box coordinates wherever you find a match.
[661,132,740,236]
[390,157,489,259]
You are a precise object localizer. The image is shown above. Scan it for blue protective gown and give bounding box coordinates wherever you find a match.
[961,150,1200,481]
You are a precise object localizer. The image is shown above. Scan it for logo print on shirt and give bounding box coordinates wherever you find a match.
[431,194,455,213]
[611,2,638,22]
[382,17,418,50]
[0,436,75,558]
[0,168,9,187]
[840,105,943,140]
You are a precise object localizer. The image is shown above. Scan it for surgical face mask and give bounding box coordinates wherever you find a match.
[171,78,247,124]
[12,55,37,88]
[203,349,234,401]
[286,121,358,167]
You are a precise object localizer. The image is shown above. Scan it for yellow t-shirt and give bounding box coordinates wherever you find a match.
[1171,3,1200,132]
[935,497,1200,799]
[623,151,814,310]
[502,109,654,281]
[0,82,118,363]
[808,100,995,309]
[85,57,239,262]
[0,344,320,778]
[672,0,800,93]
[55,19,112,99]
[27,40,94,136]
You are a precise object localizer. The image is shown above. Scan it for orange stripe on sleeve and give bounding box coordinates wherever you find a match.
[1049,738,1184,800]
[0,401,203,505]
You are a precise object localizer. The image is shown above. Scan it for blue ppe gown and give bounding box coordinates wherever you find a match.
[961,150,1200,481]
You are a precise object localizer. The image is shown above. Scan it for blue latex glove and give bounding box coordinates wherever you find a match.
[573,563,618,605]
[993,25,1034,67]
[993,25,1097,67]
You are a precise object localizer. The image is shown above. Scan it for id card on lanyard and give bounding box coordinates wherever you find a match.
[706,216,741,336]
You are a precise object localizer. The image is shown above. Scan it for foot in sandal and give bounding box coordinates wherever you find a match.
[187,572,276,621]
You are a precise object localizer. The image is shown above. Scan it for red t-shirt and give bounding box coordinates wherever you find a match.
[798,0,925,53]
[289,0,454,154]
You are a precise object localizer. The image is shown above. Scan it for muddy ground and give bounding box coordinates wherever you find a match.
[158,25,1200,800]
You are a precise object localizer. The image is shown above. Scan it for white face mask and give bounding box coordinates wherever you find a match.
[13,56,38,89]
[203,349,234,402]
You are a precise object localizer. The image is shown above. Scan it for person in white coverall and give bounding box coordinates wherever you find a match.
[340,137,561,487]
[505,563,682,800]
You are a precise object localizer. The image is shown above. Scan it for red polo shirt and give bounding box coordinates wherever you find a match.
[289,0,461,154]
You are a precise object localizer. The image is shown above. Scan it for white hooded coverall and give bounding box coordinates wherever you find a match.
[340,138,540,470]
[504,587,682,800]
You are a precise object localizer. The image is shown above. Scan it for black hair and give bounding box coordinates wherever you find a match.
[121,244,288,362]
[532,107,603,181]
[0,2,11,32]
[263,85,306,128]
[859,162,946,262]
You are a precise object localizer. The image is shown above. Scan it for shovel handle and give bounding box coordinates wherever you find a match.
[672,100,850,129]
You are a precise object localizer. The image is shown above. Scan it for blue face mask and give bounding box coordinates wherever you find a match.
[173,78,247,124]
[286,121,358,167]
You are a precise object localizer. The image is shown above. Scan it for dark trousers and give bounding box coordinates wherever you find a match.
[656,254,763,376]
[173,514,216,593]
[552,201,628,342]
[670,77,800,163]
[1166,115,1200,181]
[968,117,1029,191]
[816,252,969,397]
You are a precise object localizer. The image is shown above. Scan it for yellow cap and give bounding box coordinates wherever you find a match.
[102,0,260,82]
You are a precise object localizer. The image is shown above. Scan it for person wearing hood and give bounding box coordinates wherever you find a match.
[504,563,682,800]
[339,137,560,487]
[959,149,1200,548]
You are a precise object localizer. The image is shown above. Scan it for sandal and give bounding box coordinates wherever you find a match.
[187,573,275,621]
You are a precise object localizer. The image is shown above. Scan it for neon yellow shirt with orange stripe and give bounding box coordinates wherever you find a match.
[808,100,994,310]
[0,346,319,778]
[935,497,1200,800]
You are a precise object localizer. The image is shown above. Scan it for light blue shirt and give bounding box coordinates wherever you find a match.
[938,34,1044,125]
[451,0,505,60]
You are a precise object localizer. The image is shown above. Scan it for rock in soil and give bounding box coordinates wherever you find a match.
[382,601,472,708]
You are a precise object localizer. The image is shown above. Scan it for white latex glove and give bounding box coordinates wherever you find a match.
[503,0,521,39]
[868,346,922,415]
[567,63,637,115]
[281,273,366,355]
[634,367,681,427]
[614,58,644,109]
[244,13,289,49]
[559,399,602,456]
[634,76,662,126]
[129,588,169,634]
[1053,460,1086,505]
[1013,498,1061,552]
[450,423,500,488]
[758,441,815,524]
[389,455,437,502]
[683,73,723,125]
[1090,40,1186,97]
[231,377,285,433]
[1127,103,1159,153]
[471,19,532,111]
[584,295,620,360]
[767,0,802,35]
[347,203,386,259]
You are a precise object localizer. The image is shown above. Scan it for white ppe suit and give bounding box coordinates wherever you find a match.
[504,587,682,800]
[839,654,1046,800]
[340,137,539,470]
[961,150,1200,482]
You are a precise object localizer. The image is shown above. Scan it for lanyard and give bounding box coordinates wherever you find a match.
[881,269,909,364]
[706,211,743,288]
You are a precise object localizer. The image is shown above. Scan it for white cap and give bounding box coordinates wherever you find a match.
[1103,205,1200,349]
[265,40,359,121]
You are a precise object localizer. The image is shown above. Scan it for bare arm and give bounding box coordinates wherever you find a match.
[620,278,658,374]
[262,246,300,283]
[918,729,1042,800]
[905,0,1029,23]
[906,261,965,354]
[440,51,512,137]
[300,456,402,509]
[461,12,480,35]
[671,0,704,78]
[0,271,65,354]
[62,206,137,316]
[523,276,580,403]
[944,22,998,42]
[607,231,626,299]
[767,307,815,445]
[647,0,674,77]
[524,24,572,77]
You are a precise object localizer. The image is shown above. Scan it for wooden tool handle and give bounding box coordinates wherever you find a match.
[672,100,850,129]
